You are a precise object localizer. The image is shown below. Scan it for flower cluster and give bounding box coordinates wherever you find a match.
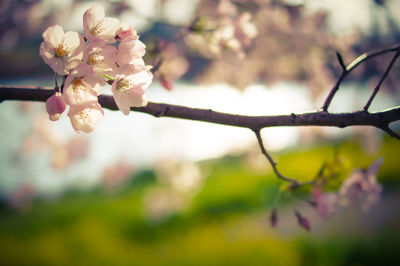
[185,0,258,59]
[311,157,384,219]
[40,4,153,133]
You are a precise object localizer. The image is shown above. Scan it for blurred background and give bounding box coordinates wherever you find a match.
[1,0,400,265]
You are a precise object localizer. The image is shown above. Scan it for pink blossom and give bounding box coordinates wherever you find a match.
[116,23,138,41]
[339,157,384,211]
[39,25,84,75]
[68,103,104,133]
[83,4,120,44]
[234,12,258,46]
[312,187,338,219]
[111,65,153,115]
[117,37,146,66]
[83,39,117,76]
[63,64,103,106]
[46,92,66,121]
[159,74,174,91]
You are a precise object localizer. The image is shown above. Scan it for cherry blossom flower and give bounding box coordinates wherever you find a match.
[312,186,338,219]
[68,103,104,133]
[83,4,120,44]
[83,39,117,76]
[235,12,258,46]
[111,65,153,115]
[117,37,146,66]
[63,64,103,106]
[339,157,384,211]
[39,24,84,75]
[116,23,138,41]
[46,92,66,121]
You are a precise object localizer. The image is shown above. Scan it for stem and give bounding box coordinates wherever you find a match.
[364,50,400,111]
[321,44,400,112]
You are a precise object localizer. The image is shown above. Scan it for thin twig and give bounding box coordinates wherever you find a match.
[322,44,400,112]
[364,50,400,111]
[253,129,314,186]
[379,126,400,140]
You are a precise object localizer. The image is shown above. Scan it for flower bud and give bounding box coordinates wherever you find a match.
[46,92,66,121]
[294,211,311,232]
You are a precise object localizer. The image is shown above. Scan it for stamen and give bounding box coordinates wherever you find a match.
[54,44,67,58]
[72,78,87,94]
[88,52,105,70]
[90,20,105,35]
[116,79,135,94]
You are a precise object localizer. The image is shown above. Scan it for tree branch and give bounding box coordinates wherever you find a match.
[364,50,400,111]
[321,44,400,112]
[253,130,313,186]
[1,86,400,131]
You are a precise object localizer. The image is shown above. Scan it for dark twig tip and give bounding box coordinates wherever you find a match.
[336,51,346,70]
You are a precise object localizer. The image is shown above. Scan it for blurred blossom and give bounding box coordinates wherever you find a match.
[312,186,338,219]
[148,40,189,91]
[185,0,257,60]
[339,157,384,211]
[155,159,203,193]
[22,115,91,170]
[66,135,89,162]
[101,160,133,191]
[143,188,185,221]
[6,183,36,211]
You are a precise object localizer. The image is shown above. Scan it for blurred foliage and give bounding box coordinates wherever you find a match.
[1,137,400,265]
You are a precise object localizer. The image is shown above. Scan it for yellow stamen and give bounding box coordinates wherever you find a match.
[116,79,135,94]
[90,21,105,35]
[54,44,67,58]
[72,78,87,94]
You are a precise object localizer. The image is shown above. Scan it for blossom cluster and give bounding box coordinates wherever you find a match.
[40,4,153,133]
[185,0,258,59]
[313,157,384,219]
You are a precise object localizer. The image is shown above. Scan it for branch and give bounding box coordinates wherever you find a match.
[1,86,400,131]
[321,44,400,112]
[253,130,313,186]
[364,50,400,111]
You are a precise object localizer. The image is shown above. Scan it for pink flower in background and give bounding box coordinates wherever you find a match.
[83,39,117,76]
[117,37,146,66]
[235,12,258,46]
[63,64,103,106]
[312,186,338,219]
[83,4,120,44]
[339,157,384,211]
[111,65,153,115]
[68,103,104,133]
[46,92,66,121]
[116,23,138,41]
[39,24,84,75]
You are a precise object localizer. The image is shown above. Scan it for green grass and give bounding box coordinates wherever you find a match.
[1,138,400,265]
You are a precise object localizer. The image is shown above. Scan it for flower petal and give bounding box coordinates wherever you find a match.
[42,24,64,48]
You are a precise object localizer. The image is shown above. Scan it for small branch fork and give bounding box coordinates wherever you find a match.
[0,44,400,187]
[321,44,400,112]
